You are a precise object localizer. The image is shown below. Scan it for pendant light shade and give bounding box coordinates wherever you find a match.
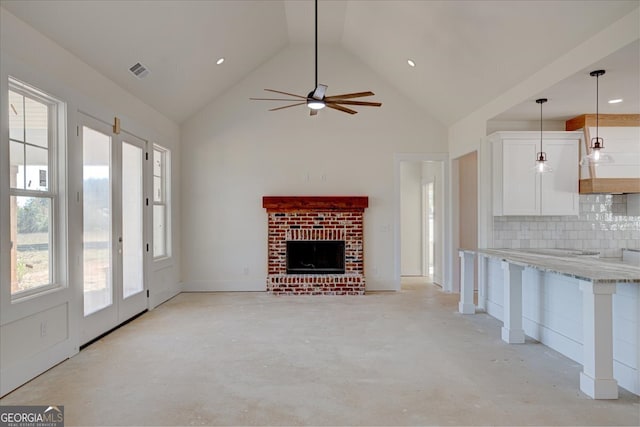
[580,70,614,166]
[535,98,552,174]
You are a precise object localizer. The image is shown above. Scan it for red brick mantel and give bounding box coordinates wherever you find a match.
[263,196,368,295]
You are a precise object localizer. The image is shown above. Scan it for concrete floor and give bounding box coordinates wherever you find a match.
[2,278,639,426]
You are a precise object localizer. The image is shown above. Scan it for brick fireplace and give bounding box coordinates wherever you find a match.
[263,196,368,295]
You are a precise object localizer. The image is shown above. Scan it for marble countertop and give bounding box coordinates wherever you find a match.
[463,248,640,283]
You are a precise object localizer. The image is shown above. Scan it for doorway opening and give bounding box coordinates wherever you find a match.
[396,154,450,292]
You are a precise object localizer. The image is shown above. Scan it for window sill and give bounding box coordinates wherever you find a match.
[153,256,173,271]
[11,284,66,304]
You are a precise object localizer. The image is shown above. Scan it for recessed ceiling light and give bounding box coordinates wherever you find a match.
[407,59,416,67]
[216,57,225,65]
[608,98,623,104]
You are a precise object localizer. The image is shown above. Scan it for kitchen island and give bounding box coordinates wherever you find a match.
[458,248,640,399]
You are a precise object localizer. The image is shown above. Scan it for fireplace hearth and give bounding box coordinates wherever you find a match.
[263,196,368,295]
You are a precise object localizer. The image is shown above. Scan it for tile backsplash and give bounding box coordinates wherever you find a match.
[493,194,640,258]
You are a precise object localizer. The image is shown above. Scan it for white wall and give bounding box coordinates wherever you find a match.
[0,8,181,396]
[400,162,422,276]
[180,44,448,292]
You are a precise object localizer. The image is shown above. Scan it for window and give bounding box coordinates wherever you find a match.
[153,145,170,259]
[8,78,64,298]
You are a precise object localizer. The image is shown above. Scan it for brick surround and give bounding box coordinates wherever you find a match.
[263,196,368,295]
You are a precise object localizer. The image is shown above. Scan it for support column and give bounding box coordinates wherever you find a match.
[501,261,524,343]
[579,280,618,399]
[458,251,475,314]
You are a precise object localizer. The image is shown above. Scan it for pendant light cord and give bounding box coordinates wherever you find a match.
[315,0,318,89]
[536,98,547,157]
[595,73,599,140]
[540,100,543,152]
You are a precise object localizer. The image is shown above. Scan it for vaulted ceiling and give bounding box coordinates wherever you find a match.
[1,0,638,125]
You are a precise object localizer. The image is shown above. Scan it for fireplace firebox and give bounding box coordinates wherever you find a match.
[286,241,345,274]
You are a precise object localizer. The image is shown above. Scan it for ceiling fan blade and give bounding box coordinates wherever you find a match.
[264,89,307,99]
[326,100,382,107]
[250,97,305,101]
[324,91,375,101]
[312,84,328,100]
[268,102,307,111]
[326,103,357,115]
[310,109,318,116]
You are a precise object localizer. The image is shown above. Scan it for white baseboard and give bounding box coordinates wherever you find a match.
[182,280,266,292]
[149,288,181,309]
[365,278,397,292]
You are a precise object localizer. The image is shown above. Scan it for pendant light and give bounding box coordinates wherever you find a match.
[535,98,552,173]
[580,70,613,166]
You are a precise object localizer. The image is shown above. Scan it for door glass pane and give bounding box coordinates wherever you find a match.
[153,205,166,258]
[25,144,49,191]
[153,149,162,176]
[24,96,49,148]
[153,176,162,202]
[9,90,25,142]
[10,196,52,294]
[83,126,112,316]
[122,142,144,299]
[153,149,163,202]
[9,140,25,189]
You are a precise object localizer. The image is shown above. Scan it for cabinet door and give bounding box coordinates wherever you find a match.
[542,140,579,215]
[502,139,539,215]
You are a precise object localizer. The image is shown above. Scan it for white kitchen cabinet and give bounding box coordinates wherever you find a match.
[491,131,581,216]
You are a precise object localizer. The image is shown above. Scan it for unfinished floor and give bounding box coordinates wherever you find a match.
[1,278,639,426]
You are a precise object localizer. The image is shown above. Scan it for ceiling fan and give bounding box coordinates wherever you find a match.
[250,0,382,116]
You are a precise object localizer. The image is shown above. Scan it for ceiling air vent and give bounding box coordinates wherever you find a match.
[129,62,150,79]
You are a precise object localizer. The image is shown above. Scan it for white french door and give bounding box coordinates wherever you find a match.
[80,114,148,344]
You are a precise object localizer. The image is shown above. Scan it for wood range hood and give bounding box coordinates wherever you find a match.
[565,114,640,194]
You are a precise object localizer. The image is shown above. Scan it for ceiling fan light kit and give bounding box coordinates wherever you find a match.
[307,100,325,110]
[250,0,381,116]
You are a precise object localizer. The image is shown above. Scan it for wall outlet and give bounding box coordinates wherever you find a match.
[40,321,47,337]
[243,267,250,276]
